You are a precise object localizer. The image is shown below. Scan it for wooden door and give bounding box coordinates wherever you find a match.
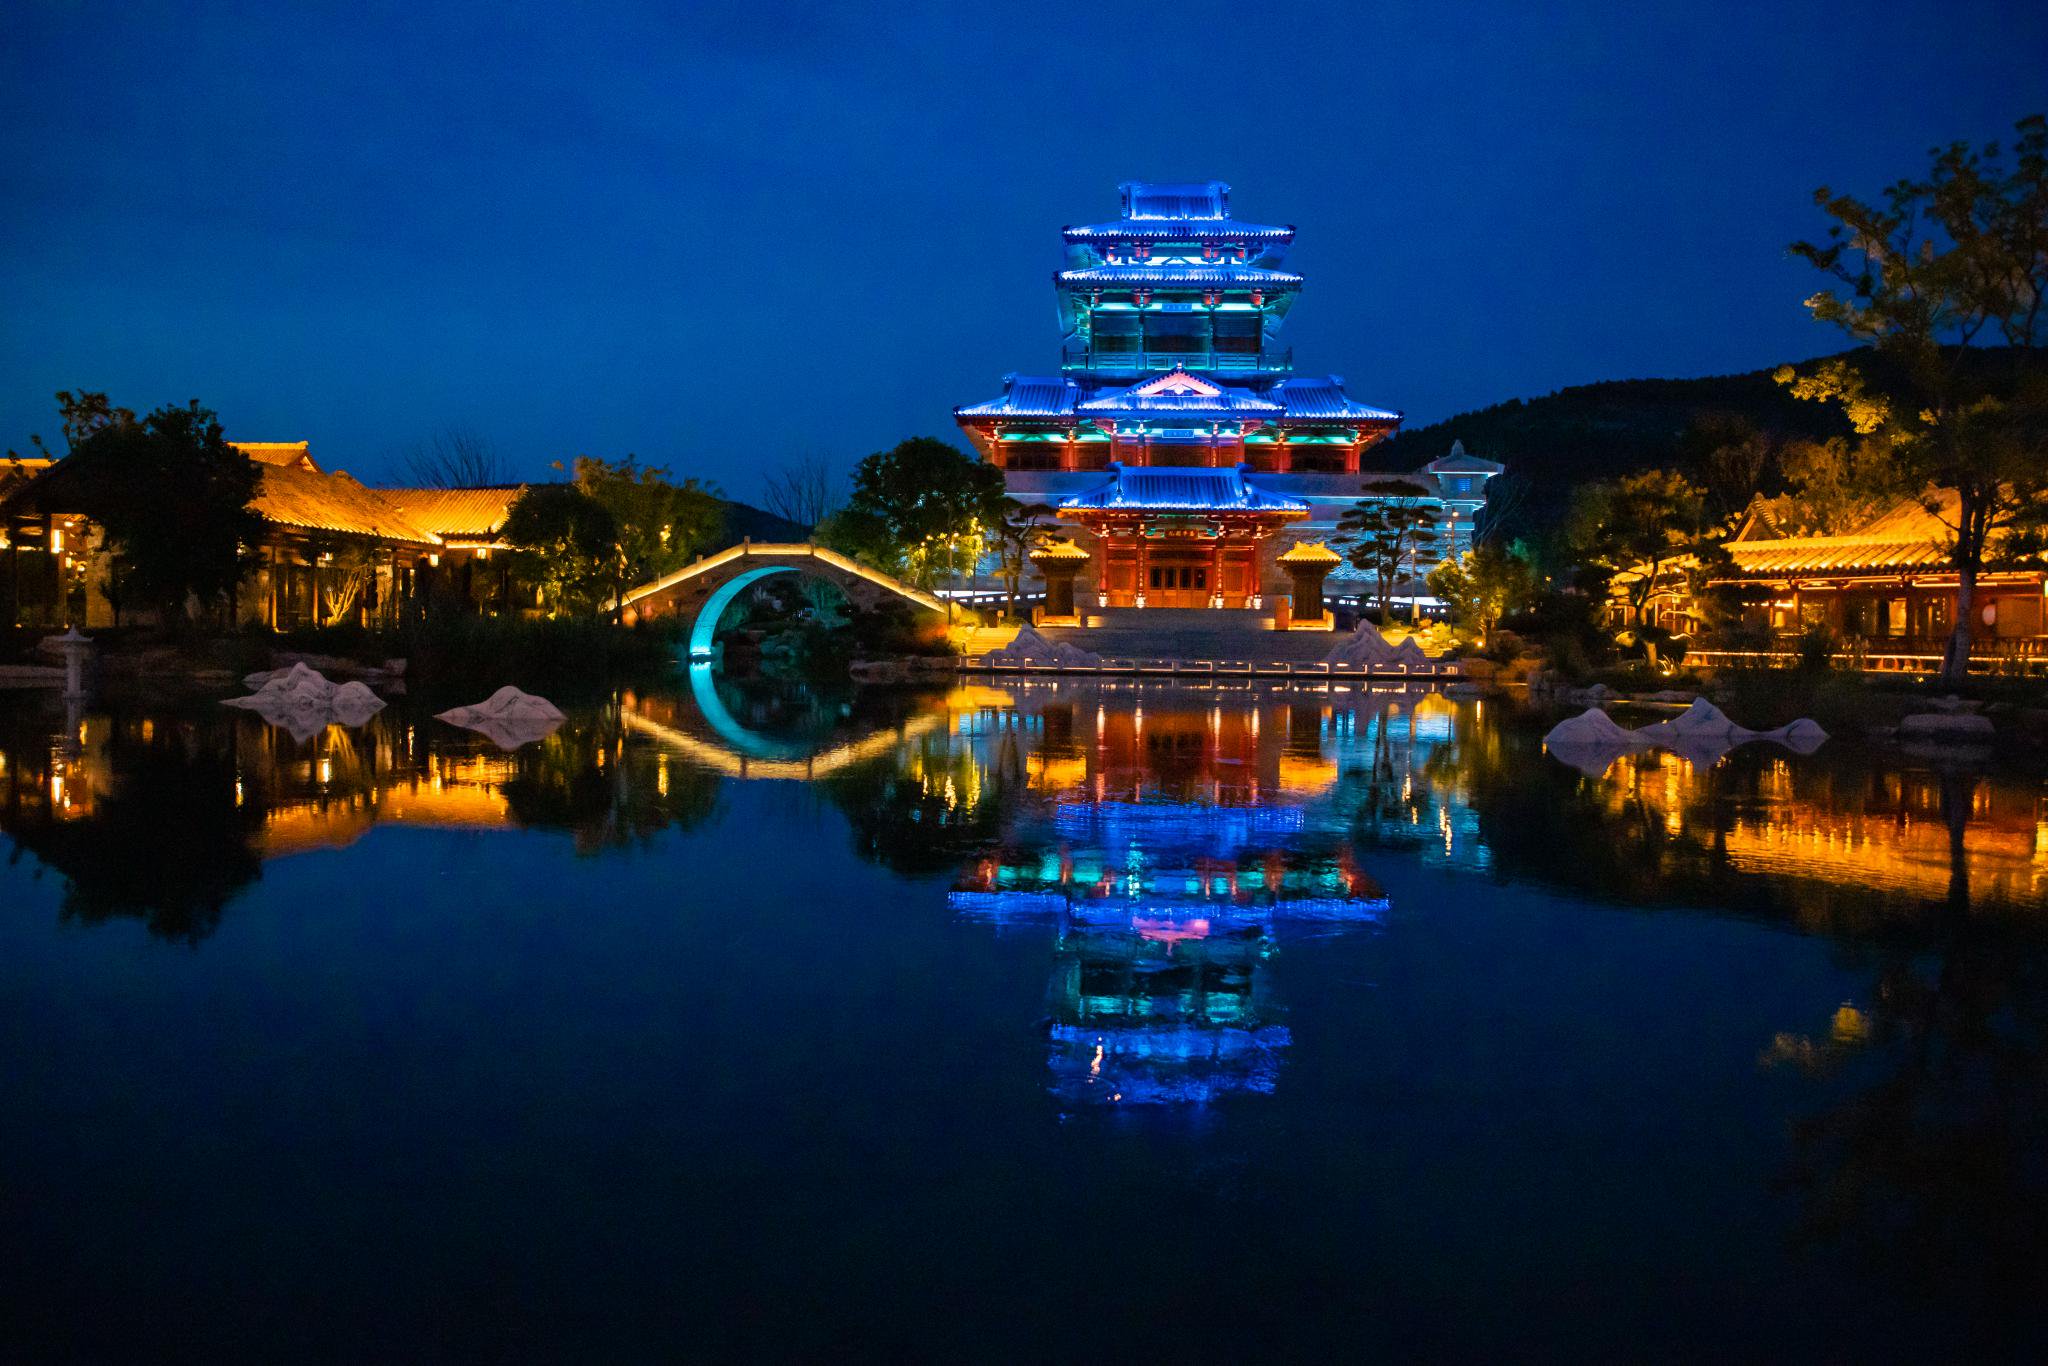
[1145,548,1215,607]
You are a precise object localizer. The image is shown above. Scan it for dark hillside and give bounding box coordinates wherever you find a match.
[1371,347,2042,544]
[1372,359,1852,485]
[719,498,808,545]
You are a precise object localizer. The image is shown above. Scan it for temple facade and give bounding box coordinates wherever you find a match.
[957,181,1500,619]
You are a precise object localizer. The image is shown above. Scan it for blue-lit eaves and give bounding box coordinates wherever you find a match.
[954,374,1079,419]
[1274,376,1402,423]
[1074,375,1282,420]
[1055,264,1303,289]
[1059,464,1311,514]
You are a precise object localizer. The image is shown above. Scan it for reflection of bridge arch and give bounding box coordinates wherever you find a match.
[617,542,950,660]
[620,678,947,780]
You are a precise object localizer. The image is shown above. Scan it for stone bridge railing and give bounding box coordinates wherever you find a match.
[617,541,950,658]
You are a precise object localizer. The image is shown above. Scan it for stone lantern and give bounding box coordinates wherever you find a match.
[1028,538,1091,624]
[1276,541,1341,627]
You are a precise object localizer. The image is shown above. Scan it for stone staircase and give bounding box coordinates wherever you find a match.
[1039,607,1339,664]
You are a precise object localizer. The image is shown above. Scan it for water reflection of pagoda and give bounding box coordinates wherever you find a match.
[951,689,1394,1109]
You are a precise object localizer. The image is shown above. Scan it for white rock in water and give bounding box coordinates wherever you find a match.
[1543,706,1644,749]
[222,662,382,738]
[1760,717,1830,754]
[1635,697,1747,745]
[436,686,567,749]
[328,681,387,725]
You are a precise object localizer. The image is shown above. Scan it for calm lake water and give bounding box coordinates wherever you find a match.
[3,673,2045,1361]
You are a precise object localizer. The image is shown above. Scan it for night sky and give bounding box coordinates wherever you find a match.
[5,1,2045,499]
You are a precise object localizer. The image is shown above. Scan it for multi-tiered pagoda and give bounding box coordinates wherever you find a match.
[956,181,1411,616]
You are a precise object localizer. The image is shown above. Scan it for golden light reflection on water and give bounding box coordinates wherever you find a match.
[0,681,2042,923]
[1596,747,2048,909]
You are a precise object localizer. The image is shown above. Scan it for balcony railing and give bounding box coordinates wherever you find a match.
[1061,346,1291,376]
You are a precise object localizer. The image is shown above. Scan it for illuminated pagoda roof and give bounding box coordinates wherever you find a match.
[956,370,1399,428]
[1055,264,1303,289]
[1270,376,1401,422]
[1061,464,1309,515]
[1063,181,1294,244]
[955,375,1080,419]
[1076,369,1284,418]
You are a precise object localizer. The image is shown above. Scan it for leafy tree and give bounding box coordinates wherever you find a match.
[811,504,899,572]
[845,437,1006,589]
[1427,543,1535,648]
[20,396,263,625]
[503,484,618,616]
[1770,436,1903,535]
[1567,468,1710,626]
[989,498,1055,621]
[11,390,135,460]
[572,456,724,609]
[1781,112,2048,683]
[1337,478,1440,623]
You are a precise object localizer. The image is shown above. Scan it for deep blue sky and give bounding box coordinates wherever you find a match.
[5,2,2045,499]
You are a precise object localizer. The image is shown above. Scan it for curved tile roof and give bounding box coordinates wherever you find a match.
[1077,370,1283,418]
[1273,376,1401,423]
[381,486,526,539]
[956,375,1079,419]
[252,464,440,545]
[1061,464,1310,514]
[1063,221,1294,243]
[1056,265,1303,288]
[1425,440,1504,474]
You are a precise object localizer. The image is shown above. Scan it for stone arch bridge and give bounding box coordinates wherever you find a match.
[618,542,952,658]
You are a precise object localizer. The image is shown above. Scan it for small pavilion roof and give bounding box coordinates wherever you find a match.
[1028,537,1091,562]
[1272,376,1401,423]
[1056,264,1302,289]
[1278,540,1343,565]
[956,375,1080,420]
[1061,463,1310,515]
[1424,440,1504,475]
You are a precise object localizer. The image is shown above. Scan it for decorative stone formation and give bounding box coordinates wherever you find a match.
[1276,540,1342,627]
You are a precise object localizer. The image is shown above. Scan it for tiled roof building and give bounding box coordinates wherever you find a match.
[1,440,524,630]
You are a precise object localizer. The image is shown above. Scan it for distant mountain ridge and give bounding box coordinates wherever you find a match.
[1370,355,1854,489]
[719,497,808,545]
[1369,346,2045,541]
